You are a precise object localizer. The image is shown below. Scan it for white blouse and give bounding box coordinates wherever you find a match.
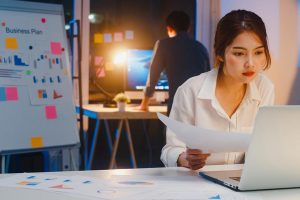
[161,68,275,167]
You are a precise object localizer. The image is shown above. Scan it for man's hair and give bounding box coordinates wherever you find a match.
[166,10,190,32]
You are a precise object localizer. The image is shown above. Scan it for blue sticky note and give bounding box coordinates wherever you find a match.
[0,87,6,101]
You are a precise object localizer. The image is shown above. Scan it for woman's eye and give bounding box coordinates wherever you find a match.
[233,52,244,56]
[255,51,264,55]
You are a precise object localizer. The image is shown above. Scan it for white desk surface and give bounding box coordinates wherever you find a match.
[0,165,299,200]
[80,104,167,119]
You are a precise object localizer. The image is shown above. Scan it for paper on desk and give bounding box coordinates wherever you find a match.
[157,113,251,153]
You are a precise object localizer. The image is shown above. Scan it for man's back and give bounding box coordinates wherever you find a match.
[151,32,210,111]
[141,10,210,114]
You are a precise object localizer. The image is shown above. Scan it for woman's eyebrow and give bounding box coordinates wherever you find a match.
[232,45,264,50]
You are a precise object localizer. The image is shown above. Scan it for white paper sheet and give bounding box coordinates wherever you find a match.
[157,113,252,153]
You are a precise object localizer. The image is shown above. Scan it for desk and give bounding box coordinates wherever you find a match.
[1,165,300,199]
[78,104,167,170]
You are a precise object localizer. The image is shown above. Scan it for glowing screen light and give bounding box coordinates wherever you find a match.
[113,51,127,66]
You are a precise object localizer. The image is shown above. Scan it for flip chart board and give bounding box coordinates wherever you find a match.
[0,0,80,154]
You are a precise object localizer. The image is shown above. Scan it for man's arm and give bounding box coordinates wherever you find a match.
[139,96,151,111]
[139,40,165,110]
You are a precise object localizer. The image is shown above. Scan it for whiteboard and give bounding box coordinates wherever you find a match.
[0,1,80,154]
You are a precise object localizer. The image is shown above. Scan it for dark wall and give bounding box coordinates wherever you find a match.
[90,0,196,97]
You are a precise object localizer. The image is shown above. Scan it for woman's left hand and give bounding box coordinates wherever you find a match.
[186,148,211,170]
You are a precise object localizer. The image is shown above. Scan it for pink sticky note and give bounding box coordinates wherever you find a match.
[94,56,103,66]
[96,67,105,78]
[50,42,62,55]
[6,87,18,101]
[114,32,123,42]
[45,105,57,120]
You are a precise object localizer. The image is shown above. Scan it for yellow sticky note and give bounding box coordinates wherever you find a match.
[31,137,43,148]
[94,33,103,43]
[5,37,18,49]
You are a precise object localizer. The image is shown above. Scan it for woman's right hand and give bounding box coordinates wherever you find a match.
[177,148,210,170]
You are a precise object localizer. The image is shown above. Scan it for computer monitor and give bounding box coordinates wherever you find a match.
[125,49,169,91]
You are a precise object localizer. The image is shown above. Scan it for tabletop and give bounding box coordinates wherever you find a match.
[78,104,167,119]
[0,165,299,200]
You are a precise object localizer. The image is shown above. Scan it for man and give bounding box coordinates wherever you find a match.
[139,10,210,114]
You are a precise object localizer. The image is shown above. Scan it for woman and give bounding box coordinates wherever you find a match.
[161,10,274,170]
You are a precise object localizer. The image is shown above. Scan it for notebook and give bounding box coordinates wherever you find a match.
[200,106,300,191]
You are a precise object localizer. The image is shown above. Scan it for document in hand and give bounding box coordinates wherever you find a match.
[157,113,251,153]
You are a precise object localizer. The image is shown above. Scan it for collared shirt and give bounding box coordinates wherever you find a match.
[161,68,275,167]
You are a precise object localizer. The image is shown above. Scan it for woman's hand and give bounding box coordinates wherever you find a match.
[177,149,210,170]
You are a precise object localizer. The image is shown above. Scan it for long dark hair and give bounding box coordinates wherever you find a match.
[214,10,271,70]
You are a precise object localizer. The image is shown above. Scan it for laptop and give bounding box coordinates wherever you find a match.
[199,106,300,191]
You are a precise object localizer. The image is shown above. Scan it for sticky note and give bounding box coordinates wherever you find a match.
[96,67,105,78]
[125,30,134,40]
[6,87,18,101]
[0,87,6,101]
[94,56,103,66]
[103,33,112,43]
[94,33,103,43]
[31,137,43,148]
[50,42,62,55]
[45,105,57,119]
[5,37,18,49]
[114,32,123,42]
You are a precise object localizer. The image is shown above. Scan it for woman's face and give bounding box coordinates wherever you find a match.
[221,31,267,84]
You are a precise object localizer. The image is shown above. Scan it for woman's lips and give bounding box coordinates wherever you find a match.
[242,71,255,77]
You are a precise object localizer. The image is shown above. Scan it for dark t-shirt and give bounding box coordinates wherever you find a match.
[144,32,210,113]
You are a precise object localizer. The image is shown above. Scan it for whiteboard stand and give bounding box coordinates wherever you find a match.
[68,19,85,170]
